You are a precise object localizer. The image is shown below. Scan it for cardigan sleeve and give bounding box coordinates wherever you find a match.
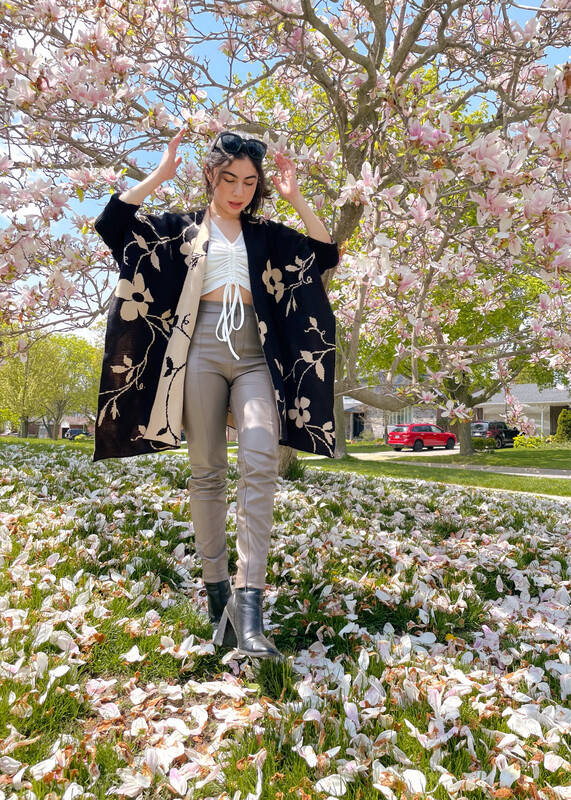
[306,235,340,274]
[264,219,340,275]
[94,192,140,253]
[94,192,174,264]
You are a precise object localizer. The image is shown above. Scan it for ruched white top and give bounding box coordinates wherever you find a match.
[201,219,251,360]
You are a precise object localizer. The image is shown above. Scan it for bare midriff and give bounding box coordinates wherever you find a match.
[201,285,253,305]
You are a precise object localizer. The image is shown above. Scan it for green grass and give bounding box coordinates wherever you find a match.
[0,670,91,764]
[309,455,571,496]
[394,446,571,469]
[298,440,392,457]
[1,438,569,800]
[0,434,95,452]
[346,441,392,453]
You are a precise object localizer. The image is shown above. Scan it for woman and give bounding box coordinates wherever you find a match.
[94,128,338,659]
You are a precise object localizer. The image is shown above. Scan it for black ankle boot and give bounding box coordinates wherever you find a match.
[213,587,279,659]
[204,581,235,643]
[204,580,232,624]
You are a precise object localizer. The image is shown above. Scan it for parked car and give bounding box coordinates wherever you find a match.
[471,420,519,448]
[65,428,92,440]
[388,424,457,452]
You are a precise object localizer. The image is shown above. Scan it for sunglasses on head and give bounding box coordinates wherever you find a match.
[213,132,267,161]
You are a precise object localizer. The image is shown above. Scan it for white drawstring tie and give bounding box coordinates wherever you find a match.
[215,281,245,360]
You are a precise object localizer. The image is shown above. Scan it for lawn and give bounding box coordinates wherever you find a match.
[345,441,392,454]
[395,446,571,470]
[309,455,571,497]
[1,440,570,799]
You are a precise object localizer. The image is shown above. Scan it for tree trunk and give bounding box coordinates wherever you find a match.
[456,420,475,455]
[334,392,346,458]
[46,419,58,439]
[52,416,63,439]
[20,417,29,438]
[333,329,346,458]
[278,445,298,479]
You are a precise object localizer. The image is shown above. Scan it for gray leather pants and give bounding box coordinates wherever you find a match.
[182,301,279,589]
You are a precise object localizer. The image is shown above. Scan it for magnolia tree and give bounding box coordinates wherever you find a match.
[2,0,571,454]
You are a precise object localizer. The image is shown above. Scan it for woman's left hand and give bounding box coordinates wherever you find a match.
[271,152,302,204]
[272,152,332,242]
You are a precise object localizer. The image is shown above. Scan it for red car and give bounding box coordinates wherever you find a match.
[388,424,457,452]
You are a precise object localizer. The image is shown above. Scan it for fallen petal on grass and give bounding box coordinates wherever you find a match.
[1,442,570,799]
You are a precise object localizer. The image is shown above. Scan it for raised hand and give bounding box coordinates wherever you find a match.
[271,152,302,204]
[155,126,186,183]
[270,151,332,243]
[119,126,186,205]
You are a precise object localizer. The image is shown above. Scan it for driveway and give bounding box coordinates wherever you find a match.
[350,447,460,461]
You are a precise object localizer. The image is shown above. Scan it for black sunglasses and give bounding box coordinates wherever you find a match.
[213,132,267,161]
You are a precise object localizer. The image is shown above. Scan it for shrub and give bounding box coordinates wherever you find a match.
[472,437,497,451]
[553,408,571,443]
[73,434,89,442]
[514,434,544,449]
[355,430,378,443]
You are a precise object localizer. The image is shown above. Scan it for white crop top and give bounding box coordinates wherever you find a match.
[201,219,251,360]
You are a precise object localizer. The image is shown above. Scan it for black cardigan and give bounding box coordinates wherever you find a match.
[93,193,339,460]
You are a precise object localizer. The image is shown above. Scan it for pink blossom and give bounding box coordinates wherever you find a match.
[7,77,36,107]
[470,190,514,225]
[112,56,134,75]
[98,168,122,185]
[408,196,433,227]
[507,233,522,256]
[35,0,66,20]
[361,161,379,188]
[440,401,471,420]
[420,391,435,403]
[522,187,555,219]
[397,268,418,293]
[313,194,325,211]
[539,293,551,311]
[407,118,451,149]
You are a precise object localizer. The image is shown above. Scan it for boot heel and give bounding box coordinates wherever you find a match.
[223,587,280,659]
[213,609,238,648]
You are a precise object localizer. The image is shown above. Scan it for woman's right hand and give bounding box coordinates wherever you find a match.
[153,126,186,182]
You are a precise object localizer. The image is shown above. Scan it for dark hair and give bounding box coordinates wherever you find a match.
[203,137,271,216]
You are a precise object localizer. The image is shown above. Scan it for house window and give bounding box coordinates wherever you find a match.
[389,407,413,426]
[352,412,365,439]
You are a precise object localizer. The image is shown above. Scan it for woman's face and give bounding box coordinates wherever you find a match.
[208,156,258,219]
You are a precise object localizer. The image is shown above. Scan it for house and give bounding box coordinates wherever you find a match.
[36,415,93,439]
[343,397,366,439]
[473,384,571,437]
[343,395,438,440]
[344,382,570,441]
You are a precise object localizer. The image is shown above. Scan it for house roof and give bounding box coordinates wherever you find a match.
[475,383,571,406]
[343,397,364,412]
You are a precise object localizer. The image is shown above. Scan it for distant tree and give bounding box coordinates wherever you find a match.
[0,334,103,437]
[0,342,45,437]
[72,323,105,426]
[0,400,19,434]
[515,361,569,390]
